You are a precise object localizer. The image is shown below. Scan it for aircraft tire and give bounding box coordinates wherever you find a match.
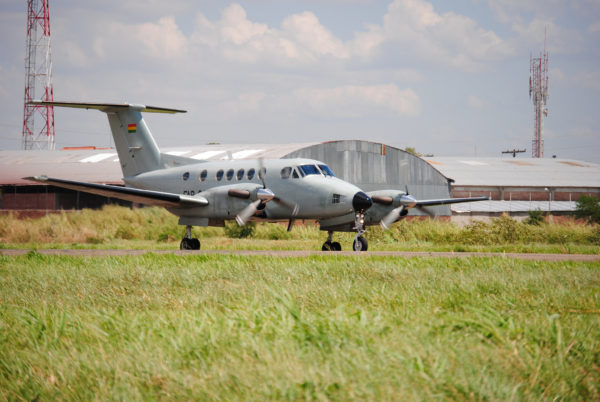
[322,241,334,251]
[332,242,342,251]
[180,238,200,250]
[352,236,368,252]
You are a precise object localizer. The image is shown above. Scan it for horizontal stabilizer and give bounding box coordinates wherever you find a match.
[24,176,208,208]
[28,101,186,114]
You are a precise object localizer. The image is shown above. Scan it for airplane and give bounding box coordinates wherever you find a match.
[26,101,488,252]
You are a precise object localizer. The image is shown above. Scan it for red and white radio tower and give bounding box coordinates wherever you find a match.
[22,0,55,150]
[529,32,549,158]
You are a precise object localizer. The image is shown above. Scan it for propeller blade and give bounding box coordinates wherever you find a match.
[274,196,299,216]
[235,200,261,226]
[258,157,266,189]
[380,206,404,231]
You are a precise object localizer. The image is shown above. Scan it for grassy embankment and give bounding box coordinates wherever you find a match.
[0,253,598,399]
[1,205,598,253]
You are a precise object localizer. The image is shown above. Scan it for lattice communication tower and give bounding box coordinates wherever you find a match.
[22,0,55,150]
[529,35,549,158]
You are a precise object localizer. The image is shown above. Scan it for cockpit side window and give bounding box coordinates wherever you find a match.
[298,164,321,176]
[292,168,300,179]
[280,167,292,179]
[318,164,335,177]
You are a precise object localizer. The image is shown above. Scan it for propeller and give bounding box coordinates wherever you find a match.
[377,186,417,231]
[234,158,298,226]
[380,206,405,230]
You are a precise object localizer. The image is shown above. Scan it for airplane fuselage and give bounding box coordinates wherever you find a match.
[124,158,363,223]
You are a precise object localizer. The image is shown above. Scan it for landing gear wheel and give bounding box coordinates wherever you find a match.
[352,236,368,251]
[322,241,334,251]
[180,238,201,250]
[322,241,342,251]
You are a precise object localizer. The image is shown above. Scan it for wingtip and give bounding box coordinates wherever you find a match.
[23,175,48,182]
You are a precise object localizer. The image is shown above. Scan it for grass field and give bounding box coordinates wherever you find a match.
[1,205,599,253]
[1,253,598,400]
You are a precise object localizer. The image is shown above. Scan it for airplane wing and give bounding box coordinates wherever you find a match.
[24,176,208,208]
[416,196,489,207]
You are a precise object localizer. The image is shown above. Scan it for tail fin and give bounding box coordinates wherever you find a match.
[30,101,186,177]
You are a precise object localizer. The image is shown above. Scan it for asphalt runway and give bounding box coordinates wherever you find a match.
[2,249,599,261]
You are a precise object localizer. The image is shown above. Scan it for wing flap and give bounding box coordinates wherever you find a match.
[24,176,208,208]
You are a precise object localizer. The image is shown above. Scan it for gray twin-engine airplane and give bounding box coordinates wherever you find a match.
[26,101,487,251]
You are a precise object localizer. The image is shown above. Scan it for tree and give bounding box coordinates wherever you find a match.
[574,195,600,224]
[405,147,422,157]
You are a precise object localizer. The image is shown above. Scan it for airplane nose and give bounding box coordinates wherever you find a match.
[352,191,372,212]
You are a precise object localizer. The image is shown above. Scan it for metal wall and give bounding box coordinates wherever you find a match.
[283,140,452,216]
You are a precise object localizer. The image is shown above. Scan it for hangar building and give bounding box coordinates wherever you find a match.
[0,140,452,217]
[425,157,600,222]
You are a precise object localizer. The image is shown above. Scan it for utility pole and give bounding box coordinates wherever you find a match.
[502,149,526,158]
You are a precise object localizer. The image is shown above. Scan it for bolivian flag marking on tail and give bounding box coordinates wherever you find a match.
[128,123,137,133]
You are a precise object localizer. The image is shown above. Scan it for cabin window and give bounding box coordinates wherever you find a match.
[280,167,292,179]
[247,168,255,180]
[199,170,207,181]
[216,169,224,181]
[182,172,190,181]
[258,167,267,180]
[226,169,234,181]
[299,164,321,176]
[237,169,244,180]
[319,164,335,177]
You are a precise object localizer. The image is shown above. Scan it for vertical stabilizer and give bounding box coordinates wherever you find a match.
[28,101,186,177]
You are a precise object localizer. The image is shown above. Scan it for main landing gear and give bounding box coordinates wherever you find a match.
[322,231,342,251]
[180,225,200,250]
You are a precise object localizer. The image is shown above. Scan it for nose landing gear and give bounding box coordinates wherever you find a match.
[352,212,368,251]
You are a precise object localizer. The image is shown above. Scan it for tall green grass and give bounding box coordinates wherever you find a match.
[0,254,598,399]
[1,206,598,253]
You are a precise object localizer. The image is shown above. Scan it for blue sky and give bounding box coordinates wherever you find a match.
[1,0,599,162]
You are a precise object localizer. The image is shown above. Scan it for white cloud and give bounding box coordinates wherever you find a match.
[281,12,349,59]
[190,4,348,65]
[467,95,484,109]
[374,0,514,71]
[588,21,600,33]
[134,17,188,59]
[510,18,582,54]
[294,84,420,117]
[572,71,600,91]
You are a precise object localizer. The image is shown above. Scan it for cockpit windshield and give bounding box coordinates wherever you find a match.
[318,164,335,177]
[298,164,321,176]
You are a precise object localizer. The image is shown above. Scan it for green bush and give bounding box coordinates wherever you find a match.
[224,221,256,238]
[575,195,600,224]
[524,209,545,226]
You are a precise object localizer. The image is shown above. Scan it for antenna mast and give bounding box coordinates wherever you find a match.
[22,0,55,150]
[529,29,549,158]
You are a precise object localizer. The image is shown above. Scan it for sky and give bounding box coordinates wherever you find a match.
[1,0,599,163]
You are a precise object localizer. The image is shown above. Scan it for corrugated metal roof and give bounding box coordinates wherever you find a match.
[0,143,321,185]
[451,200,576,213]
[425,157,600,188]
